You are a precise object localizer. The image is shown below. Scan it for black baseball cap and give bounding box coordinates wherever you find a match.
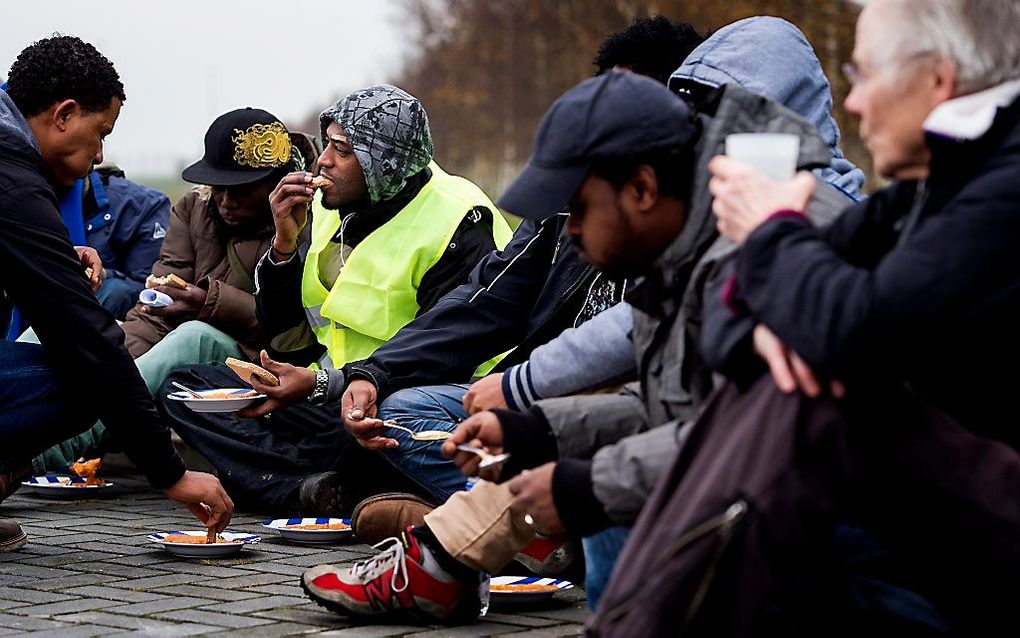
[498,71,696,220]
[182,107,293,187]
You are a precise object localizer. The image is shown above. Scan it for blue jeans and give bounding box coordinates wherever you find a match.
[377,384,471,503]
[95,276,145,321]
[0,341,94,473]
[582,526,630,611]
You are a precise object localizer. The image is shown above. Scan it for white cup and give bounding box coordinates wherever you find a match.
[724,133,800,181]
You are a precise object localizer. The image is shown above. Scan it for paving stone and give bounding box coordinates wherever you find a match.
[523,603,590,623]
[8,597,112,617]
[64,585,164,603]
[202,594,309,614]
[0,587,69,605]
[102,596,208,616]
[482,612,562,628]
[105,573,203,590]
[20,550,124,568]
[157,584,263,601]
[251,606,349,627]
[51,611,206,631]
[211,624,322,637]
[155,608,276,628]
[492,624,585,637]
[60,563,165,579]
[217,572,293,589]
[405,621,528,637]
[0,613,69,631]
[315,626,429,637]
[243,583,306,597]
[110,622,219,636]
[155,562,252,578]
[21,623,123,637]
[21,572,123,591]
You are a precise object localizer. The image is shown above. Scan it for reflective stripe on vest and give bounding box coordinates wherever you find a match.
[301,162,513,372]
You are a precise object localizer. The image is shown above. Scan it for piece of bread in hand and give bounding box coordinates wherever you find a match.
[310,175,333,190]
[145,273,188,289]
[225,357,280,387]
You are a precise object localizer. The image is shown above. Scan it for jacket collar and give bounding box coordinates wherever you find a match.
[924,78,1020,142]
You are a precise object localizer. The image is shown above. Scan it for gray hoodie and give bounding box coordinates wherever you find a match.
[502,16,864,414]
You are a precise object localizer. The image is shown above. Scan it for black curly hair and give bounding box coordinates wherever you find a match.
[593,16,705,86]
[6,35,125,118]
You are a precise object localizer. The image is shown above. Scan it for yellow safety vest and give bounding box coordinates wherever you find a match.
[301,162,512,374]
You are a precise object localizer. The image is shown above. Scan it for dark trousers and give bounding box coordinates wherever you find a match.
[0,341,95,474]
[158,364,426,513]
[591,377,1020,637]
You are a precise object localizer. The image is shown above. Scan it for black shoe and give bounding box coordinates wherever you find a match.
[298,471,354,517]
[0,520,28,553]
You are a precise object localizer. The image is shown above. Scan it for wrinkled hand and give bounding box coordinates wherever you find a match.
[341,380,396,451]
[508,463,565,535]
[462,373,508,414]
[753,324,845,398]
[708,156,816,245]
[141,282,206,322]
[442,411,504,480]
[74,246,103,293]
[164,470,234,533]
[270,172,313,256]
[237,350,317,418]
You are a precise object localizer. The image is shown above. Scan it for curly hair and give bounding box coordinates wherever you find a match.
[6,35,125,118]
[593,16,705,86]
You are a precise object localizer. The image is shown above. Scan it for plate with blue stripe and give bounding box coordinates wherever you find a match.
[262,517,353,544]
[20,475,113,498]
[489,576,574,603]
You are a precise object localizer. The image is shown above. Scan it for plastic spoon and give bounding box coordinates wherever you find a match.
[455,444,511,469]
[382,420,452,442]
[171,381,203,399]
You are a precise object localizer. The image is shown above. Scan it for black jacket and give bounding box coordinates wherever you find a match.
[0,100,185,488]
[705,93,1020,451]
[347,213,616,399]
[255,168,499,366]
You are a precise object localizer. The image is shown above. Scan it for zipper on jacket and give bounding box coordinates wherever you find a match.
[592,499,748,636]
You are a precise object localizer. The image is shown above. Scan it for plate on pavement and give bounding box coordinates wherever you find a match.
[20,475,114,498]
[488,576,574,603]
[262,517,353,544]
[165,388,266,413]
[148,530,260,557]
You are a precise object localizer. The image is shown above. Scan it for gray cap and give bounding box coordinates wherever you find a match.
[498,71,695,220]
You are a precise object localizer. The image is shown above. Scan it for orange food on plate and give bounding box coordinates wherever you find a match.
[284,523,350,530]
[70,458,103,485]
[490,583,560,592]
[164,534,238,544]
[201,390,259,400]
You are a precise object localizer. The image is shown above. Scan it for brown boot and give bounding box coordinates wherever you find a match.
[351,492,436,545]
[0,520,28,553]
[0,464,31,505]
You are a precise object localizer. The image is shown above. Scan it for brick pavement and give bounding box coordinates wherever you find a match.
[1,475,587,637]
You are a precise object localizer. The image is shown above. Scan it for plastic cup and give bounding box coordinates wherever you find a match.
[724,133,800,181]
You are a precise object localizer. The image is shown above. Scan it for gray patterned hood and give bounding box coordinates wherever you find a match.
[319,85,434,205]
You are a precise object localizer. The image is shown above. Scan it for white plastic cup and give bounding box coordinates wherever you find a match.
[139,289,173,308]
[724,133,800,181]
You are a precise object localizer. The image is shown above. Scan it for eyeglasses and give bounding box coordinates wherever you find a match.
[843,50,935,87]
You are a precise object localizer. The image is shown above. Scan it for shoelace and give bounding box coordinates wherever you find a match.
[352,536,410,594]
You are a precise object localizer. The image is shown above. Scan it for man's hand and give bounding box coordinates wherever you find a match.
[462,373,508,414]
[708,156,816,245]
[141,282,206,322]
[753,324,845,398]
[269,172,313,256]
[442,411,504,480]
[507,463,565,535]
[164,470,234,533]
[237,350,317,418]
[74,246,103,293]
[341,380,396,451]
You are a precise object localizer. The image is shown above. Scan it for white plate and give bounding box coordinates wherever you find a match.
[262,517,353,544]
[147,530,260,557]
[166,389,266,413]
[488,576,574,604]
[20,475,114,498]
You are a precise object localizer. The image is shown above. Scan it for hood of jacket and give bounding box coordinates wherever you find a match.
[319,85,433,206]
[0,88,41,157]
[669,16,864,198]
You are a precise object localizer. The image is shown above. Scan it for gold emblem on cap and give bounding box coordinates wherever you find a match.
[232,122,292,168]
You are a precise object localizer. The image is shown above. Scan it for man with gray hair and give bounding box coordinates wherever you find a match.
[592,0,1020,634]
[160,85,512,512]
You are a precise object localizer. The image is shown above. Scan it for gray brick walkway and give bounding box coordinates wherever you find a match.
[1,474,587,636]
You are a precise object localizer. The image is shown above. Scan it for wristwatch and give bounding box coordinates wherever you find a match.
[308,369,330,405]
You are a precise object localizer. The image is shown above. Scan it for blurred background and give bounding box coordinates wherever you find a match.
[3,0,866,204]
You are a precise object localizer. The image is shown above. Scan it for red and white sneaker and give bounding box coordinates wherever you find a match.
[512,533,575,575]
[301,528,479,622]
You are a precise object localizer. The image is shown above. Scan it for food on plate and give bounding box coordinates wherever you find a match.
[284,522,350,530]
[70,458,104,486]
[490,583,561,593]
[145,273,188,289]
[199,389,259,400]
[310,174,333,190]
[164,533,238,544]
[413,430,451,441]
[225,357,280,387]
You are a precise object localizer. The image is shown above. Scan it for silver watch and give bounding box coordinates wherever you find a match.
[308,369,330,405]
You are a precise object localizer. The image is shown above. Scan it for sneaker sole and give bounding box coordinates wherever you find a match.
[299,575,479,625]
[0,531,28,553]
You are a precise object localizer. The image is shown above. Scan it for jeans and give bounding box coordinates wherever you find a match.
[0,341,94,474]
[32,321,242,473]
[95,276,145,321]
[377,384,472,503]
[582,526,630,611]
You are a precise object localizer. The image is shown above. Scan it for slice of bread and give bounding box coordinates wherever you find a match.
[145,273,189,289]
[310,175,333,189]
[225,357,280,387]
